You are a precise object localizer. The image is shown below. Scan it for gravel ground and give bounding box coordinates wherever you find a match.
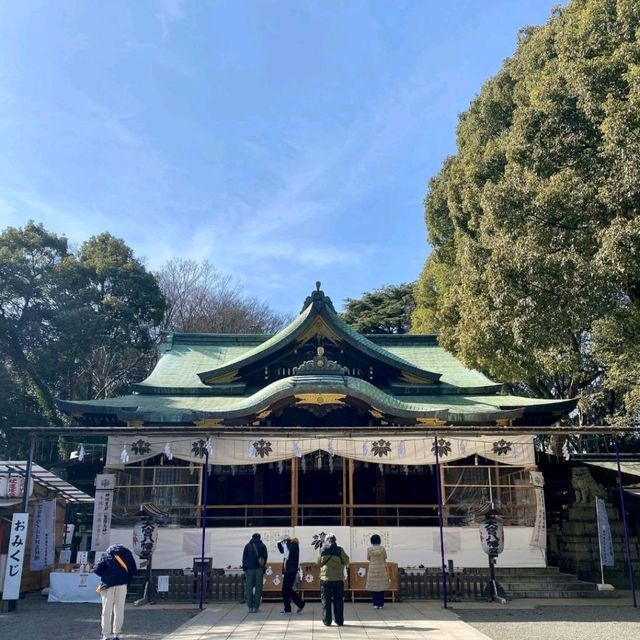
[0,594,198,640]
[454,604,640,640]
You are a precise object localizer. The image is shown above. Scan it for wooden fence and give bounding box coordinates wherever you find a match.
[147,568,490,603]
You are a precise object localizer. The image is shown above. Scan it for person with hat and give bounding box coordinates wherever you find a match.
[277,536,305,614]
[242,532,268,613]
[316,533,349,626]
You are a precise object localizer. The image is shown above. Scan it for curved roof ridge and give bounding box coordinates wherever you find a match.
[196,285,442,384]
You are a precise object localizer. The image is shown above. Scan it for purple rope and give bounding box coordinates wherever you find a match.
[199,449,209,610]
[433,435,448,609]
[614,438,637,608]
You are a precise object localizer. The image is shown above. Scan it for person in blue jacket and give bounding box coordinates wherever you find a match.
[94,544,137,640]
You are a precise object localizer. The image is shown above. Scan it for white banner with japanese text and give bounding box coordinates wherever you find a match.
[2,513,29,600]
[529,470,546,550]
[596,497,614,567]
[91,474,116,551]
[30,499,56,571]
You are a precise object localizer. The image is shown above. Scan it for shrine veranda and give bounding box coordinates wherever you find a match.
[54,284,577,571]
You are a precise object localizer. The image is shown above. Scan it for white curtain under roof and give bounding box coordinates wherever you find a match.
[105,434,535,468]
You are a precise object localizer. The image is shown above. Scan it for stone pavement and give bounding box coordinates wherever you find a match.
[160,601,492,640]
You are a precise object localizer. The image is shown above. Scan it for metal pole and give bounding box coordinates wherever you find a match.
[199,449,209,611]
[21,434,36,513]
[614,438,637,608]
[433,435,448,609]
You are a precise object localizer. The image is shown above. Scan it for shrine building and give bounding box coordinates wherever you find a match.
[56,283,576,570]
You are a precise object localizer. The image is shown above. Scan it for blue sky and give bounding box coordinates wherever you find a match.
[0,1,562,314]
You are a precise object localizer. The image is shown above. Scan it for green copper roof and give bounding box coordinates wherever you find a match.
[56,283,578,427]
[195,284,442,385]
[58,375,524,425]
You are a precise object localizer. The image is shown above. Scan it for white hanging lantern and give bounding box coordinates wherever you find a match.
[479,509,505,557]
[133,515,158,559]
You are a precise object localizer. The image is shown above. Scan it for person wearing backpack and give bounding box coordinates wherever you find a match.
[93,544,137,640]
[242,532,268,612]
[317,533,349,626]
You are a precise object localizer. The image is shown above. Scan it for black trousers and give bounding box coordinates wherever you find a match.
[320,580,344,626]
[282,572,304,611]
[372,591,384,607]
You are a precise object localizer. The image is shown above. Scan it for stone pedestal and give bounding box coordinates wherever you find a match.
[548,503,640,588]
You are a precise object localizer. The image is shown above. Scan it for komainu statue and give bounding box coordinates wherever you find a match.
[571,467,606,504]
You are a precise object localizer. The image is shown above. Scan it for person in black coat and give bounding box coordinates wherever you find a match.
[94,544,137,640]
[277,536,305,614]
[241,533,268,612]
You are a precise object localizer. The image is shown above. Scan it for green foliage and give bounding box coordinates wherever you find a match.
[341,283,415,334]
[0,222,167,457]
[413,0,640,425]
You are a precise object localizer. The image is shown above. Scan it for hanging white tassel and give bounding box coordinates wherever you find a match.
[205,437,213,455]
[301,457,306,473]
[398,441,406,458]
[362,442,370,457]
[328,456,334,473]
[231,465,236,476]
[458,439,468,456]
[189,461,195,475]
[403,465,409,476]
[316,453,322,469]
[164,442,173,461]
[120,445,129,464]
[379,463,384,475]
[277,460,284,474]
[327,439,334,457]
[207,463,212,476]
[78,444,86,462]
[248,442,257,458]
[252,464,257,475]
[294,441,303,458]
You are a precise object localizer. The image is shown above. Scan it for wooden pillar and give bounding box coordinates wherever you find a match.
[341,457,347,526]
[348,458,354,527]
[291,457,298,527]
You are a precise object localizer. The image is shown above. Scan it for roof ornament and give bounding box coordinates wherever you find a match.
[301,280,336,313]
[293,345,348,376]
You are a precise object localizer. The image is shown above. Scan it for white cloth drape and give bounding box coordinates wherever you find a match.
[106,434,535,468]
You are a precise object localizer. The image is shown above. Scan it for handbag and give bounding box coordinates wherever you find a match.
[252,543,265,567]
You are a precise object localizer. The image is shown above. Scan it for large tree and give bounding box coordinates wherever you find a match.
[341,283,415,334]
[0,222,166,456]
[158,258,290,334]
[412,0,640,426]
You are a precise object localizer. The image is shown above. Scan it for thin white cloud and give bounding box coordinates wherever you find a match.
[156,0,186,40]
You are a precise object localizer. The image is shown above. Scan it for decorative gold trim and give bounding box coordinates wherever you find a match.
[369,409,384,419]
[495,419,512,426]
[203,370,240,384]
[194,419,223,427]
[400,372,437,384]
[255,409,272,419]
[294,393,346,405]
[127,420,143,428]
[416,417,447,426]
[296,317,343,346]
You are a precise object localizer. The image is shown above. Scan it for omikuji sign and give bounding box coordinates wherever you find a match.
[2,513,29,600]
